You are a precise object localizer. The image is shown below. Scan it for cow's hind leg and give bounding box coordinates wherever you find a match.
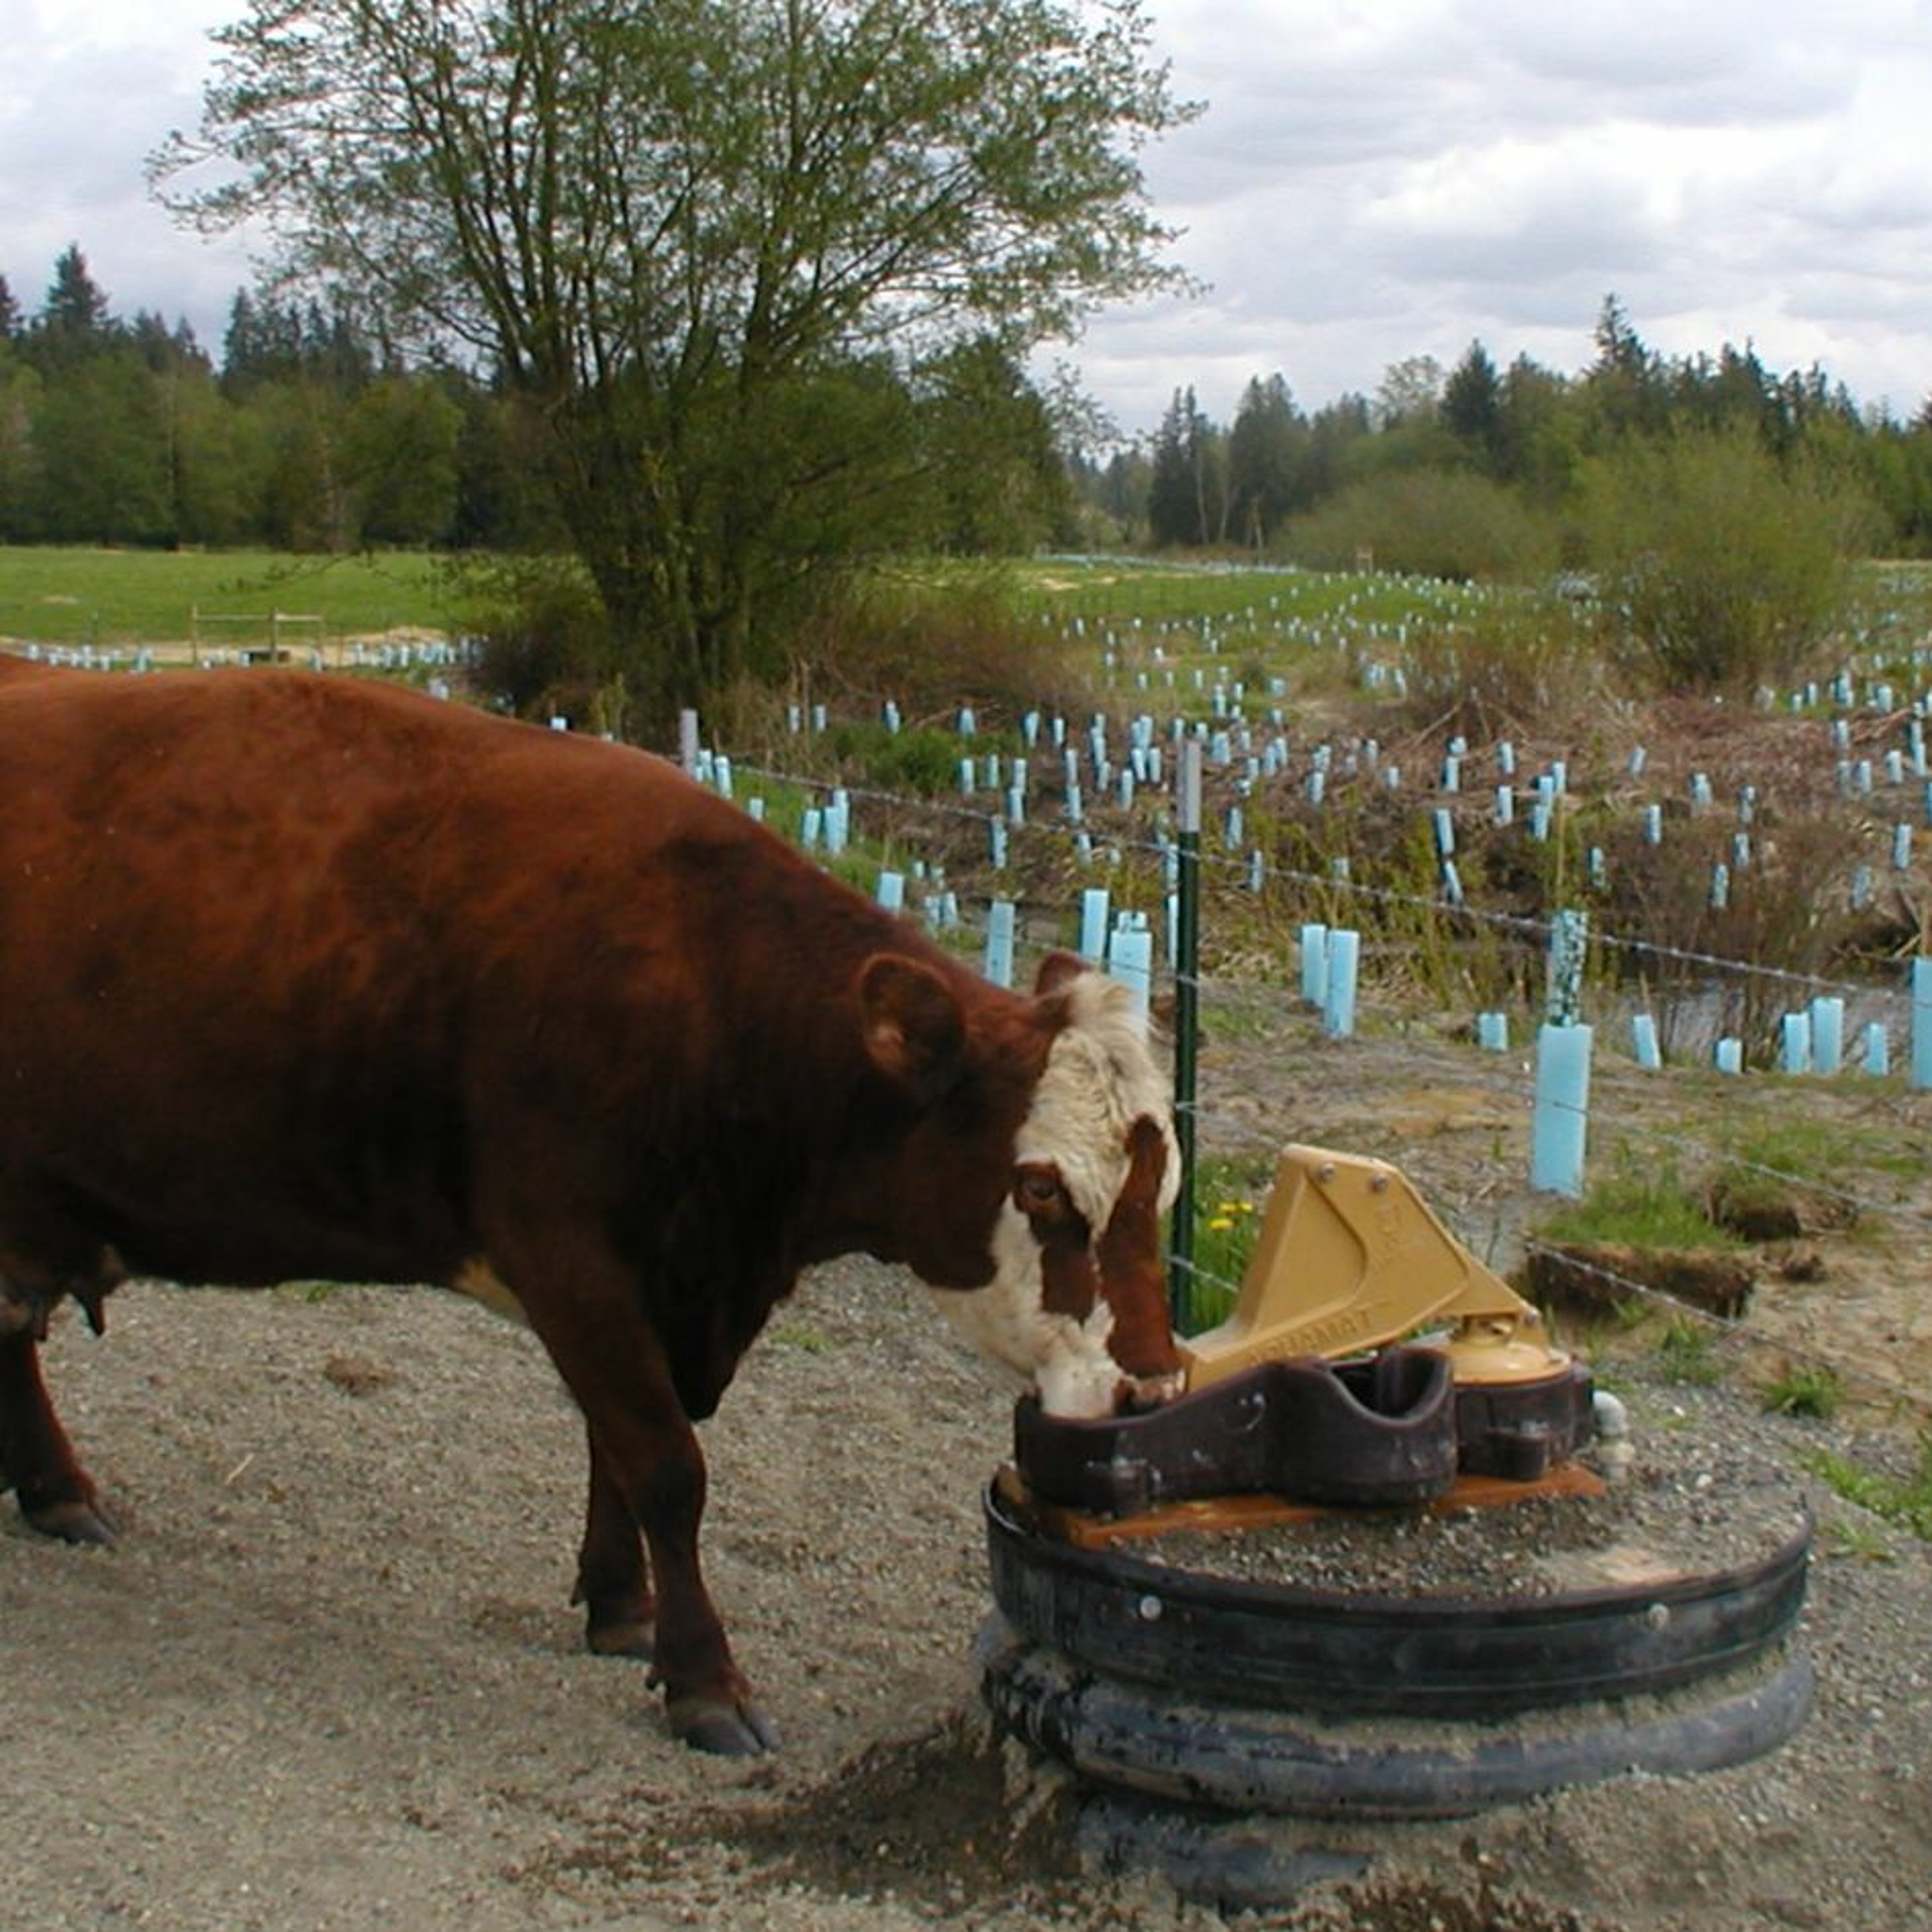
[573,1428,656,1658]
[0,1329,114,1544]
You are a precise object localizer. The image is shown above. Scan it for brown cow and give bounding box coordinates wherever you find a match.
[0,660,1180,1752]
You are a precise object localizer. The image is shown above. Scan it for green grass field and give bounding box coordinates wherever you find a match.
[1003,555,1482,627]
[0,547,465,650]
[0,544,1514,668]
[10,544,1929,661]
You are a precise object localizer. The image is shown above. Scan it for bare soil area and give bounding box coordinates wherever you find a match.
[7,1018,1932,1931]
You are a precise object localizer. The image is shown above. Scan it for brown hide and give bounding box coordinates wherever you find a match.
[0,664,1168,1752]
[0,667,1075,1368]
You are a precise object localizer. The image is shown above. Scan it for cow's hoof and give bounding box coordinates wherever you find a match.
[585,1613,656,1660]
[25,1495,117,1545]
[667,1694,781,1756]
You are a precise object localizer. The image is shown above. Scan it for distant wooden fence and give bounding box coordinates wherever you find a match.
[188,608,327,662]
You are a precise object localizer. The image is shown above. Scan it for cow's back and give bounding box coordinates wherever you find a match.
[0,668,820,1292]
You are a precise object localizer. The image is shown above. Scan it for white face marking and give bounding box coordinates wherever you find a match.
[931,1200,1124,1418]
[933,972,1179,1420]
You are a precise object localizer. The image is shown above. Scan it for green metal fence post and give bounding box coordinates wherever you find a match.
[1170,736,1202,1331]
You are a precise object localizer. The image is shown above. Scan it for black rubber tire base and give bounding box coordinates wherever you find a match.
[985,1481,1812,1719]
[979,1612,1814,1824]
[980,1473,1814,1905]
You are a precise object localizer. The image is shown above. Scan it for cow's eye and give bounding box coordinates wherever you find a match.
[1014,1166,1065,1215]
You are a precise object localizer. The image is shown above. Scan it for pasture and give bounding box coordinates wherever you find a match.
[0,545,463,653]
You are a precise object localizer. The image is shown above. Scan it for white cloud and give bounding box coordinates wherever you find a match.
[1,3,248,334]
[1064,0,1932,428]
[1352,132,1671,284]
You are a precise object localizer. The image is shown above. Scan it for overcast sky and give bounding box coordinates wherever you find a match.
[5,0,1929,439]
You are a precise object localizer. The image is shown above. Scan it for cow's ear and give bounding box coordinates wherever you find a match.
[1033,949,1088,998]
[858,954,967,1103]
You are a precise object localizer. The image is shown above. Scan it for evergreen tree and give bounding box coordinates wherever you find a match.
[222,290,287,395]
[251,379,351,550]
[31,245,115,368]
[914,338,1074,555]
[1092,446,1150,541]
[128,310,209,377]
[1494,354,1578,498]
[1303,394,1371,503]
[1147,388,1224,547]
[448,382,563,550]
[1226,374,1306,548]
[1586,293,1669,441]
[167,360,263,545]
[28,354,171,542]
[1441,341,1504,473]
[0,342,41,540]
[343,374,462,544]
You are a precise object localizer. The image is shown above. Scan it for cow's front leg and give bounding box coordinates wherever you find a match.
[573,1428,656,1658]
[0,1328,115,1544]
[522,1284,778,1756]
[625,1412,781,1756]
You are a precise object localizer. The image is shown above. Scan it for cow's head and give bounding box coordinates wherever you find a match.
[859,949,1184,1420]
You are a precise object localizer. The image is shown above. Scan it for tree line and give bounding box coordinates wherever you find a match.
[0,244,1079,562]
[8,240,1926,600]
[1102,298,1932,565]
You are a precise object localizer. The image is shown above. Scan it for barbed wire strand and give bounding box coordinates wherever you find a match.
[886,860,1932,1242]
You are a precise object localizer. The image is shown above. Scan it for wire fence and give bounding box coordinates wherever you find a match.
[726,748,1919,1010]
[710,733,1932,1417]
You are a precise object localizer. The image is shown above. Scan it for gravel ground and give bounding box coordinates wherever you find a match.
[5,1249,1932,1932]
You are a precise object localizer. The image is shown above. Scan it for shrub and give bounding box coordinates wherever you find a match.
[1394,595,1605,742]
[790,570,1085,729]
[820,719,964,797]
[465,555,614,724]
[1598,813,1865,1060]
[1761,1363,1841,1420]
[1575,428,1877,694]
[1278,469,1562,582]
